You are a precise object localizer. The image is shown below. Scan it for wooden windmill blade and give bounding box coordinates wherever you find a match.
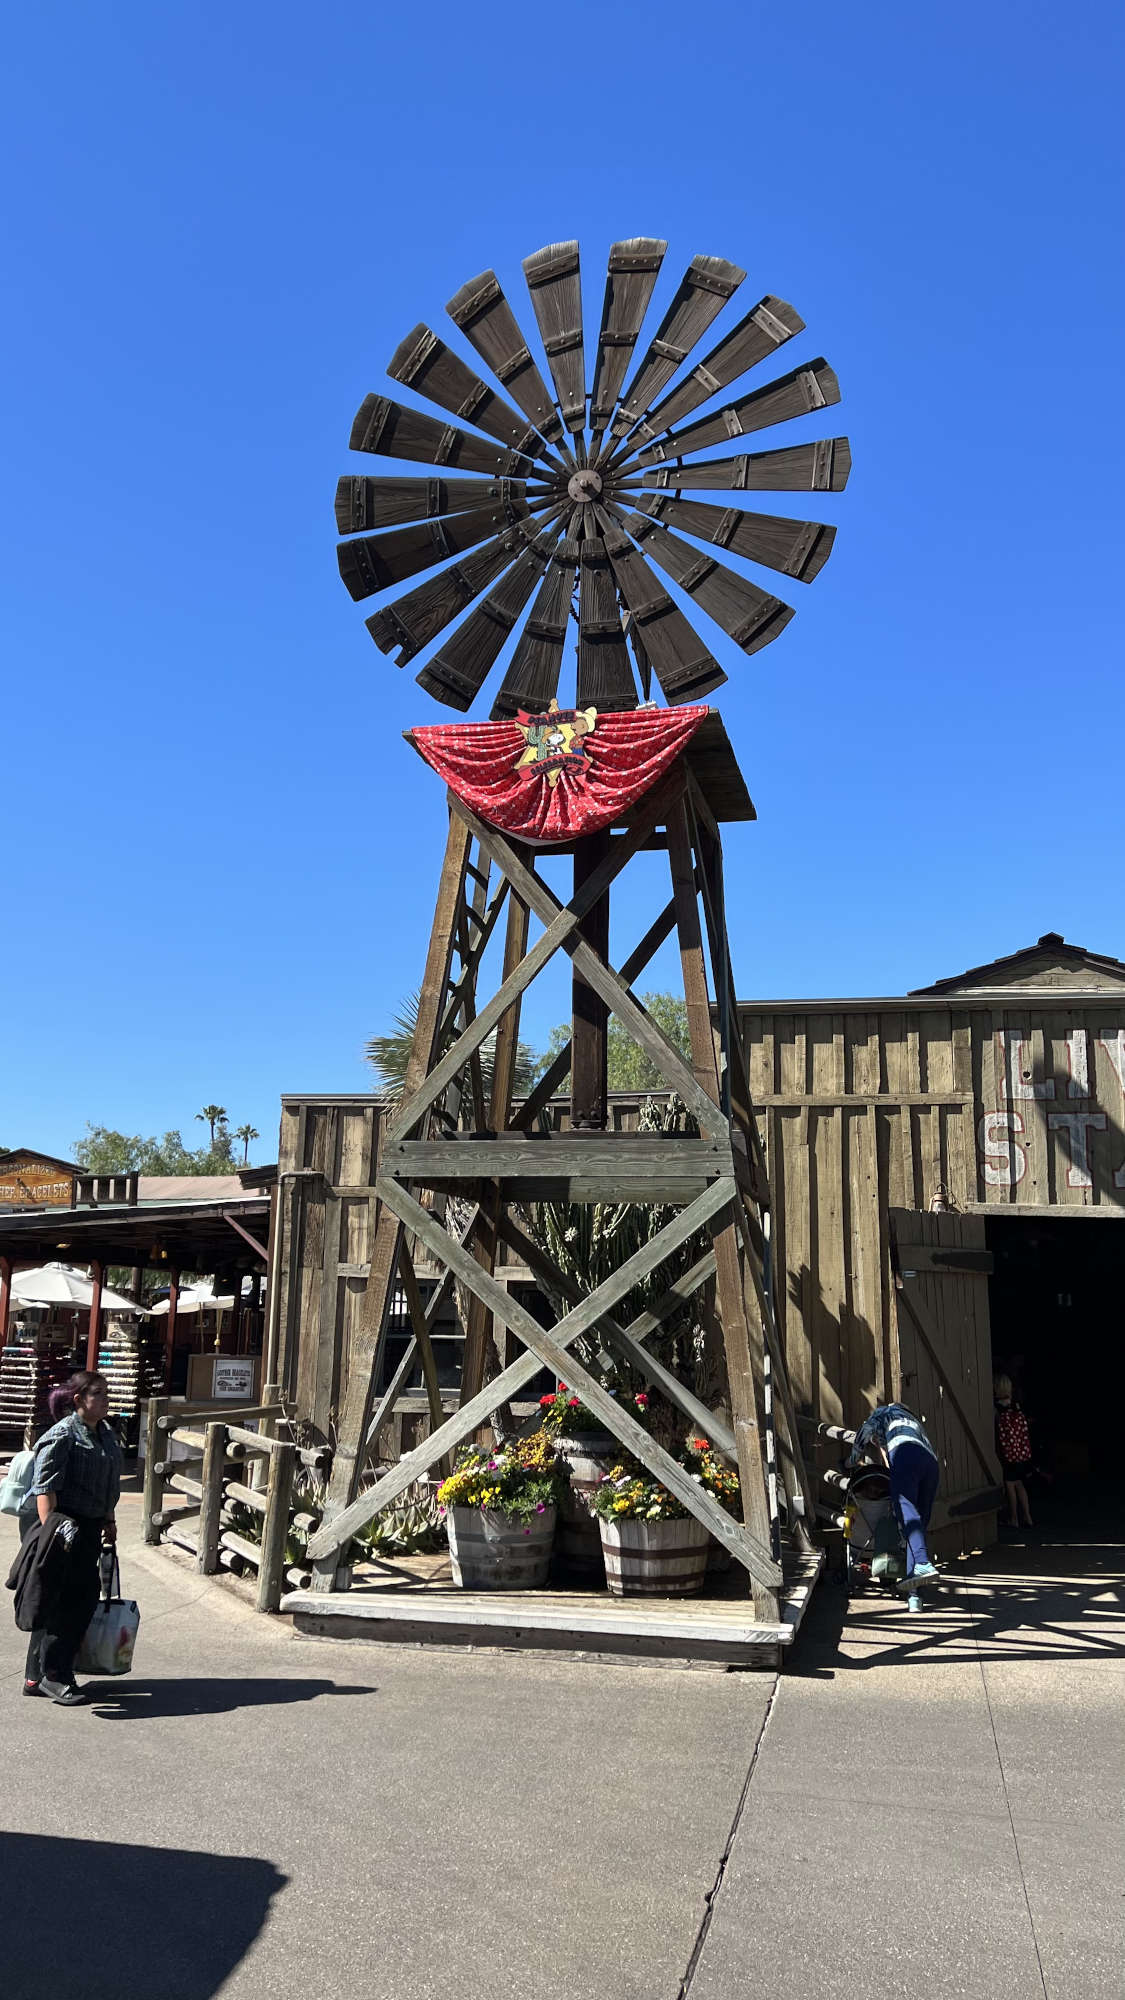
[337,498,531,601]
[577,535,639,711]
[632,493,837,582]
[366,521,539,666]
[335,475,537,535]
[595,507,727,704]
[522,242,586,437]
[588,238,668,437]
[621,437,852,494]
[415,518,562,711]
[388,324,556,464]
[609,255,746,442]
[446,271,566,446]
[491,531,580,718]
[337,236,848,710]
[349,394,536,478]
[627,359,841,466]
[623,510,795,655]
[627,296,805,445]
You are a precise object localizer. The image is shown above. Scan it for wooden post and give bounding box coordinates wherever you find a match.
[0,1256,10,1347]
[163,1268,180,1390]
[460,890,530,1405]
[85,1259,104,1372]
[142,1396,166,1544]
[197,1422,227,1575]
[257,1440,296,1612]
[570,828,611,1130]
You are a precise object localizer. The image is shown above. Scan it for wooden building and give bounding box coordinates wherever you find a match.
[272,933,1124,1556]
[742,932,1125,1549]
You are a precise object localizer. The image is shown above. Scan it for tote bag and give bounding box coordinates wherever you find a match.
[75,1552,140,1676]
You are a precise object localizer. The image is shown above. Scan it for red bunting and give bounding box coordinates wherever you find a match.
[407,705,709,844]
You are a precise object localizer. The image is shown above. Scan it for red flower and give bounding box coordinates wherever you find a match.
[568,1397,580,1408]
[539,1395,556,1407]
[634,1392,649,1407]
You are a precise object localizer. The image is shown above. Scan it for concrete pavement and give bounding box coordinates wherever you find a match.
[3,1490,1122,2000]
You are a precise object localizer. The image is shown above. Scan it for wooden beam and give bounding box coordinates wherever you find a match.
[571,829,611,1130]
[0,1256,10,1346]
[461,891,530,1403]
[360,1175,782,1594]
[307,1175,743,1563]
[460,799,729,1142]
[222,1212,270,1263]
[387,774,682,1148]
[492,1211,730,1453]
[85,1259,104,1373]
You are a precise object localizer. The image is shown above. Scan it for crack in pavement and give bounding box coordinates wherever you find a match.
[676,1672,781,1997]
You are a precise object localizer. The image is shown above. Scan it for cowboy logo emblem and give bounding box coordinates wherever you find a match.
[514,699,598,788]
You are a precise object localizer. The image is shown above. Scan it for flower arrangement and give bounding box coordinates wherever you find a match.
[437,1428,567,1525]
[681,1436,741,1516]
[539,1384,651,1437]
[590,1459,689,1523]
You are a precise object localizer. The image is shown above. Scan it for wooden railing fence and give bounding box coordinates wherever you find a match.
[142,1396,329,1611]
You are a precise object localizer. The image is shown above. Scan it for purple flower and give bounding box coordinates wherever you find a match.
[536,1501,546,1513]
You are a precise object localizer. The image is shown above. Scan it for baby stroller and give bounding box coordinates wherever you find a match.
[841,1466,907,1595]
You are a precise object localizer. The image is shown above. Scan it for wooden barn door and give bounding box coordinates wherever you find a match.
[889,1210,1002,1550]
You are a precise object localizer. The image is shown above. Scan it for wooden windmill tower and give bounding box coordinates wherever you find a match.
[307,238,850,1624]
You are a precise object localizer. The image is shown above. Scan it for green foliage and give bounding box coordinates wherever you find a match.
[365,989,540,1098]
[536,991,691,1092]
[591,1461,689,1522]
[74,1124,238,1176]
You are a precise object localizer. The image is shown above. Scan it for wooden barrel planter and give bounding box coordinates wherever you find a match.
[599,1517,710,1597]
[446,1505,556,1589]
[555,1433,617,1579]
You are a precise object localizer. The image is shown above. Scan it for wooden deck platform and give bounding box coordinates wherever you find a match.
[281,1549,823,1669]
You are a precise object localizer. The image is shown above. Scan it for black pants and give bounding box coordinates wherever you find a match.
[25,1518,103,1685]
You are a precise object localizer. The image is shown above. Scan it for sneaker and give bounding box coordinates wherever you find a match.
[39,1678,86,1707]
[907,1593,922,1613]
[910,1562,940,1582]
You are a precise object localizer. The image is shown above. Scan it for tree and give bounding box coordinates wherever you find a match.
[74,1125,237,1177]
[195,1105,228,1147]
[234,1124,259,1165]
[536,991,691,1093]
[365,992,540,1101]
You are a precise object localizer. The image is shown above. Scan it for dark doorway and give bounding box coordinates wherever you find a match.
[986,1215,1125,1534]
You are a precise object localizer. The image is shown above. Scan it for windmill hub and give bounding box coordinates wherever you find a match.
[566,468,603,503]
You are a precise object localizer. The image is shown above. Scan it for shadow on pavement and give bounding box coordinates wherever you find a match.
[0,1831,285,2000]
[88,1676,375,1719]
[789,1535,1125,1676]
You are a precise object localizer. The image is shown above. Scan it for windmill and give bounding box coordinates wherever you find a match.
[308,238,849,1636]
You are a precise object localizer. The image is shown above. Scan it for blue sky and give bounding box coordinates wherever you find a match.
[2,3,1122,1164]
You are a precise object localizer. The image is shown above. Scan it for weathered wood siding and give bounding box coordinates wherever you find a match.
[741,997,1125,1430]
[275,1097,386,1433]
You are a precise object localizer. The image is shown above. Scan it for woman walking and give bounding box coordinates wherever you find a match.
[21,1370,120,1706]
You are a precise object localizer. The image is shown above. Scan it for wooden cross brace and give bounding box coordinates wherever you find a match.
[307,1171,782,1600]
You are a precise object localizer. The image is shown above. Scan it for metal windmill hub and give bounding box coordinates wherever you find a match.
[335,236,851,717]
[566,468,603,504]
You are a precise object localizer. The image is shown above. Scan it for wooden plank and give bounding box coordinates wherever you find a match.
[257,1441,296,1613]
[589,238,667,437]
[387,322,551,460]
[459,795,733,1142]
[632,292,804,438]
[626,438,851,493]
[196,1422,227,1576]
[629,358,840,466]
[623,510,794,658]
[611,253,746,440]
[493,1211,730,1454]
[630,495,834,584]
[387,774,684,1146]
[379,1174,782,1595]
[307,1175,774,1578]
[894,1270,998,1486]
[523,240,586,435]
[446,267,564,444]
[348,393,536,477]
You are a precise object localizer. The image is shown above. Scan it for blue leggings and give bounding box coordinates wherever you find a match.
[889,1441,939,1574]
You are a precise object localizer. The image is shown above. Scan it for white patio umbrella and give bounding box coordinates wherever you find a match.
[9,1262,142,1314]
[148,1279,255,1316]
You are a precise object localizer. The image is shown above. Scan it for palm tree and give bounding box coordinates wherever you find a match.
[365,992,539,1101]
[195,1105,228,1148]
[235,1124,259,1165]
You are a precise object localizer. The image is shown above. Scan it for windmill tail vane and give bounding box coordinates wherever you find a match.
[335,236,850,719]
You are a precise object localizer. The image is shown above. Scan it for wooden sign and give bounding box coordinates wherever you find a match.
[0,1154,77,1208]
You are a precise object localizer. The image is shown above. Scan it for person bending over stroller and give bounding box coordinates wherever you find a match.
[848,1403,940,1587]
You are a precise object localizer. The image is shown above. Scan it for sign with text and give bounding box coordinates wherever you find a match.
[0,1156,77,1208]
